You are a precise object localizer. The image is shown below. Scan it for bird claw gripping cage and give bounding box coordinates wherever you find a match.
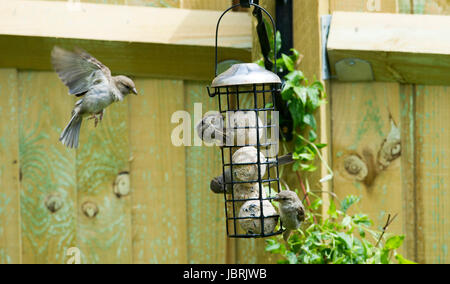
[207,1,284,238]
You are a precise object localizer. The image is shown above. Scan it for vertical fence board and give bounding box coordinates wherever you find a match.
[76,92,132,264]
[19,71,77,264]
[130,78,188,264]
[329,1,406,258]
[412,2,449,263]
[399,84,418,261]
[293,0,332,217]
[0,69,21,264]
[398,0,450,264]
[415,86,450,264]
[331,82,404,240]
[184,81,226,264]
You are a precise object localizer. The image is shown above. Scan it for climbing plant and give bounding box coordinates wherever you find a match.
[258,26,413,264]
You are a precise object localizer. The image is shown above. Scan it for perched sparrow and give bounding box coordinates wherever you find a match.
[274,190,305,242]
[196,111,264,146]
[196,112,227,144]
[209,153,294,194]
[51,46,138,148]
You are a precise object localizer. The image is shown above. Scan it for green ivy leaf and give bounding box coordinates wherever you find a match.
[298,153,314,161]
[309,130,317,142]
[353,214,372,227]
[337,232,353,250]
[286,252,298,264]
[340,195,360,213]
[307,87,320,109]
[380,248,391,264]
[315,143,327,149]
[310,198,323,210]
[285,70,304,85]
[310,80,325,92]
[385,235,405,250]
[288,100,304,128]
[266,242,281,252]
[293,86,307,105]
[281,86,294,101]
[395,254,417,264]
[328,200,338,219]
[303,114,317,130]
[282,54,295,72]
[342,216,352,227]
[290,48,300,63]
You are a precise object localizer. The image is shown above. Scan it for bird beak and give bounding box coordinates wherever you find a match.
[132,88,138,95]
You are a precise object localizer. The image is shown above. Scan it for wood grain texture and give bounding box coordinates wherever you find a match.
[293,0,332,217]
[330,0,397,13]
[408,0,450,264]
[399,84,418,261]
[18,71,77,264]
[415,85,450,264]
[327,12,450,85]
[180,0,231,10]
[25,0,180,7]
[184,81,226,264]
[0,1,251,81]
[0,1,249,48]
[76,91,132,264]
[130,78,188,264]
[331,82,404,247]
[329,0,406,257]
[0,69,21,264]
[412,0,450,14]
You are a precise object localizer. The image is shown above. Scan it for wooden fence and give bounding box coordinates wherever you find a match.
[0,0,448,264]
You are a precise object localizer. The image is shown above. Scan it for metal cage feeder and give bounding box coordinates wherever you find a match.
[207,1,284,238]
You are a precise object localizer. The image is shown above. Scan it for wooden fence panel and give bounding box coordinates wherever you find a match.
[184,81,226,264]
[180,0,231,10]
[18,71,77,264]
[329,0,406,256]
[403,0,450,264]
[331,82,405,240]
[26,0,181,8]
[0,69,21,264]
[76,91,132,264]
[130,78,188,264]
[415,86,450,264]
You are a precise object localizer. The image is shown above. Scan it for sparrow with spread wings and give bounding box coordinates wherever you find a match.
[51,46,138,149]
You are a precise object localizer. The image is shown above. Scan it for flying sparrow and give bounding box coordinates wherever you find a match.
[51,46,138,148]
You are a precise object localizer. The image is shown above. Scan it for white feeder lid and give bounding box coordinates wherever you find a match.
[211,63,282,88]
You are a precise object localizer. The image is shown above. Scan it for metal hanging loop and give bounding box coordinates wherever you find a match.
[214,1,277,77]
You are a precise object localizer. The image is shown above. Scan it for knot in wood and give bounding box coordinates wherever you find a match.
[113,172,130,198]
[344,155,368,181]
[45,194,63,213]
[378,140,401,169]
[82,201,99,218]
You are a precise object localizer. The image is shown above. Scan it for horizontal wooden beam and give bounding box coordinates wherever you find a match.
[0,0,252,81]
[327,12,450,85]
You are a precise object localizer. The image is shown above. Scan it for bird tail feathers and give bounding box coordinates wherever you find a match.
[283,229,292,243]
[60,114,83,149]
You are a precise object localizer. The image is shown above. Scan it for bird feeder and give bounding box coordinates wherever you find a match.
[207,1,283,238]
